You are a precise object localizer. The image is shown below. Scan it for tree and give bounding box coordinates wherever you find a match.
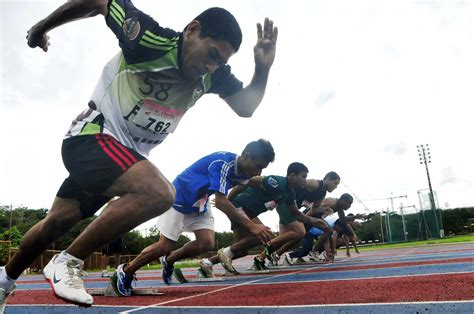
[0,226,21,264]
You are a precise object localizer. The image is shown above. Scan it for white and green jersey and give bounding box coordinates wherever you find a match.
[66,0,243,156]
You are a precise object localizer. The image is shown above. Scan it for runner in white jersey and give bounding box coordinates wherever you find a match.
[0,0,278,309]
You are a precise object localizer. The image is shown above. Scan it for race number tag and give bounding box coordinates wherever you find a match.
[133,100,185,134]
[192,195,210,213]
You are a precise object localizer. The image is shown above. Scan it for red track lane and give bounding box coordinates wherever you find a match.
[9,273,474,306]
[169,273,474,306]
[15,257,473,284]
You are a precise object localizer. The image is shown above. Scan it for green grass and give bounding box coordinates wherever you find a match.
[358,234,474,251]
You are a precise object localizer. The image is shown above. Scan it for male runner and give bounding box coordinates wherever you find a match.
[312,216,361,260]
[284,194,353,264]
[112,139,274,295]
[0,0,278,308]
[332,216,361,257]
[200,162,331,275]
[270,172,341,263]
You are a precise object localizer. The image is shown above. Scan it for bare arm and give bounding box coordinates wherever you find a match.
[27,0,108,52]
[308,197,337,217]
[224,18,278,117]
[346,224,360,254]
[286,203,328,229]
[214,192,272,243]
[308,206,333,218]
[343,235,351,257]
[227,185,247,201]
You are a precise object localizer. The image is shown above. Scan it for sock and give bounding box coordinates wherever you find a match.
[265,244,274,254]
[202,258,213,267]
[0,267,16,291]
[223,247,234,258]
[55,250,84,265]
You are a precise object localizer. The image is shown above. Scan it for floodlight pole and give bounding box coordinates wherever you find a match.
[417,144,442,237]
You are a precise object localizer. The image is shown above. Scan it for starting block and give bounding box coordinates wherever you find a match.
[88,281,164,297]
[173,268,224,284]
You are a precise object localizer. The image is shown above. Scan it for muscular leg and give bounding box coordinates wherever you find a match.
[258,221,305,260]
[208,225,249,265]
[124,234,175,274]
[275,239,300,257]
[288,233,315,259]
[167,229,215,264]
[67,160,175,259]
[272,222,305,251]
[208,217,263,265]
[5,197,83,279]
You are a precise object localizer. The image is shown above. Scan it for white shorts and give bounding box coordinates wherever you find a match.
[156,207,215,241]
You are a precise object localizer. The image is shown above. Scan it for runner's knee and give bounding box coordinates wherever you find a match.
[198,239,215,252]
[295,227,306,238]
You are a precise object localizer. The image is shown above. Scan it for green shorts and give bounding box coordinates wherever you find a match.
[277,203,297,225]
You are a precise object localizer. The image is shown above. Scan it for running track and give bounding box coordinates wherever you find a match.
[4,242,474,313]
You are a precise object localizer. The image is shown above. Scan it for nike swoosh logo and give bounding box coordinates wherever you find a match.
[53,272,61,284]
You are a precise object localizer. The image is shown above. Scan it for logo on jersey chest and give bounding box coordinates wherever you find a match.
[123,16,140,40]
[268,177,279,188]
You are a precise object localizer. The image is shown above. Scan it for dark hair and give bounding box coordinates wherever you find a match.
[287,162,309,176]
[324,171,340,181]
[242,139,275,163]
[340,193,353,203]
[192,7,242,52]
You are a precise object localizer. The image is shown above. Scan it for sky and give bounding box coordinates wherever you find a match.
[1,0,473,235]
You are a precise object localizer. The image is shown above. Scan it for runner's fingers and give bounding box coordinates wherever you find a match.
[272,27,278,44]
[263,18,270,38]
[256,23,263,39]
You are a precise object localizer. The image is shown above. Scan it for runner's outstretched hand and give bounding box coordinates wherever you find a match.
[254,18,278,72]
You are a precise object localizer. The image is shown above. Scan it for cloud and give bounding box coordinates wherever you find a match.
[383,142,407,156]
[440,167,457,185]
[314,91,335,107]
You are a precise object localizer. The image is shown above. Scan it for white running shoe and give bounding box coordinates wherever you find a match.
[198,259,214,278]
[217,249,238,274]
[43,254,93,306]
[0,284,16,314]
[308,251,323,262]
[101,270,110,278]
[283,252,294,266]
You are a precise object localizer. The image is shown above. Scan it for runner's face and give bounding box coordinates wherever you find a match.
[326,179,340,192]
[340,200,352,210]
[289,171,308,189]
[241,156,269,178]
[182,21,235,80]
